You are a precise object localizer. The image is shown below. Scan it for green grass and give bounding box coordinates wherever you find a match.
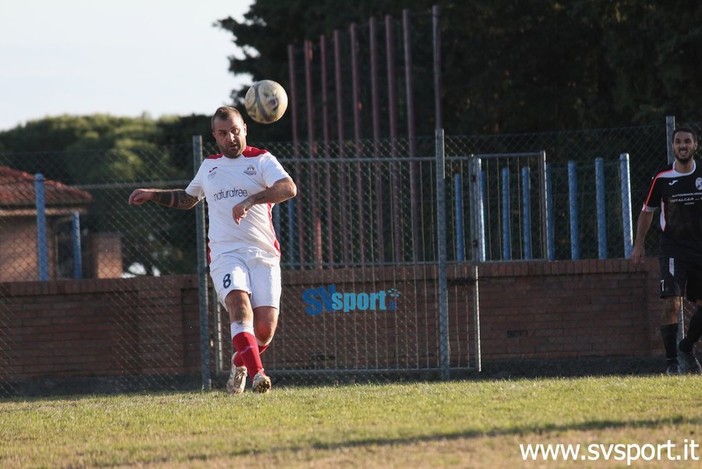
[1,376,701,468]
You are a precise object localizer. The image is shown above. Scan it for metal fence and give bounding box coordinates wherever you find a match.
[0,121,683,395]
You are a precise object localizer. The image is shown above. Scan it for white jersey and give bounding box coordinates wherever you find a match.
[185,146,290,261]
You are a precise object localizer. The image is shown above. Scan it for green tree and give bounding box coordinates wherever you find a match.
[218,0,702,135]
[218,0,426,89]
[217,0,437,139]
[593,0,702,123]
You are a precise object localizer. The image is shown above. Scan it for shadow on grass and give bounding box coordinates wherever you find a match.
[221,414,701,458]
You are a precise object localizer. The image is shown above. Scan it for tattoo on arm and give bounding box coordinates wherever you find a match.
[249,192,267,205]
[172,190,200,209]
[150,190,199,209]
[151,191,175,207]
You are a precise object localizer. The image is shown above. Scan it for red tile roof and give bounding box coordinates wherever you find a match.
[0,166,92,207]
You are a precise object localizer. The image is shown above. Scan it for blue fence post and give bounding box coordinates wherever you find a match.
[454,173,465,261]
[568,161,580,260]
[595,158,607,259]
[71,211,83,279]
[546,163,555,260]
[468,155,486,262]
[501,167,511,260]
[619,153,633,258]
[34,173,49,281]
[521,166,532,259]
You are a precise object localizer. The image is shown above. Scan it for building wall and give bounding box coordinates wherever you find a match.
[0,216,56,282]
[86,233,123,279]
[0,219,123,282]
[0,258,663,384]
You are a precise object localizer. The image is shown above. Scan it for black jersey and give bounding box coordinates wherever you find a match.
[642,160,702,260]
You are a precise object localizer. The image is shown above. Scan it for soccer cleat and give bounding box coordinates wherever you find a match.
[226,353,248,394]
[665,362,680,375]
[252,370,271,394]
[678,343,702,374]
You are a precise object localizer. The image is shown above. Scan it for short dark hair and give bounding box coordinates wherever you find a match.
[672,125,697,143]
[211,106,242,131]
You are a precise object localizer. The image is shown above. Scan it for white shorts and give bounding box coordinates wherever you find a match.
[209,249,281,310]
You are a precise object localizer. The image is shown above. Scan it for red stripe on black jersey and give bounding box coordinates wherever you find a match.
[642,166,676,210]
[642,160,702,259]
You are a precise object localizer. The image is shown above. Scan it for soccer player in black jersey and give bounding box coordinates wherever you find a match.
[632,126,702,374]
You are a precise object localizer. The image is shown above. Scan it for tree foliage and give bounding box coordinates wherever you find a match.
[218,0,430,95]
[218,0,702,134]
[0,113,210,182]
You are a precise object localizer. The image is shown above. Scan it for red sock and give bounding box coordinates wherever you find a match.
[234,343,268,367]
[232,333,263,376]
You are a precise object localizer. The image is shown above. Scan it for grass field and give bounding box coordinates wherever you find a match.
[1,375,701,468]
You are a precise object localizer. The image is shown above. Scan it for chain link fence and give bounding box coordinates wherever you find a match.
[0,121,686,395]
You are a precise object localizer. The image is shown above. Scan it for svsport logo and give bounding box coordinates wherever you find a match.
[302,284,400,316]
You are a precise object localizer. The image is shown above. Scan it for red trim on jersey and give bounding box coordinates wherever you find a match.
[243,146,268,157]
[267,202,281,255]
[206,147,267,160]
[643,167,676,209]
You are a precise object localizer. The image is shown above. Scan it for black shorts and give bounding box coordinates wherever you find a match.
[659,257,702,302]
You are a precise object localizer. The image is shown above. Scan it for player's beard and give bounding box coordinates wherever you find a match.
[674,148,695,164]
[219,140,245,159]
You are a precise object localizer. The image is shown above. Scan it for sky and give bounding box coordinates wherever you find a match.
[0,0,254,131]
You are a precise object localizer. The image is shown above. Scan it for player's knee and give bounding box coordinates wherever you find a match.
[661,308,676,323]
[225,292,252,321]
[661,298,680,324]
[254,325,275,345]
[257,335,274,347]
[253,307,278,344]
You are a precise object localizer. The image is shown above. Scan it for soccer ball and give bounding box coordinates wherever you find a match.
[244,80,288,124]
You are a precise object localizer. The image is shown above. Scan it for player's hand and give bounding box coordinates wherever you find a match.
[630,244,644,264]
[128,189,153,206]
[232,200,252,224]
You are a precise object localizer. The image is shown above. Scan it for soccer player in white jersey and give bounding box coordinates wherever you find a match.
[128,106,297,393]
[632,126,702,374]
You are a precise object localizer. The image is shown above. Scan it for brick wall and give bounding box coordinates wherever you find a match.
[0,258,663,384]
[473,258,661,360]
[0,275,201,383]
[270,258,662,370]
